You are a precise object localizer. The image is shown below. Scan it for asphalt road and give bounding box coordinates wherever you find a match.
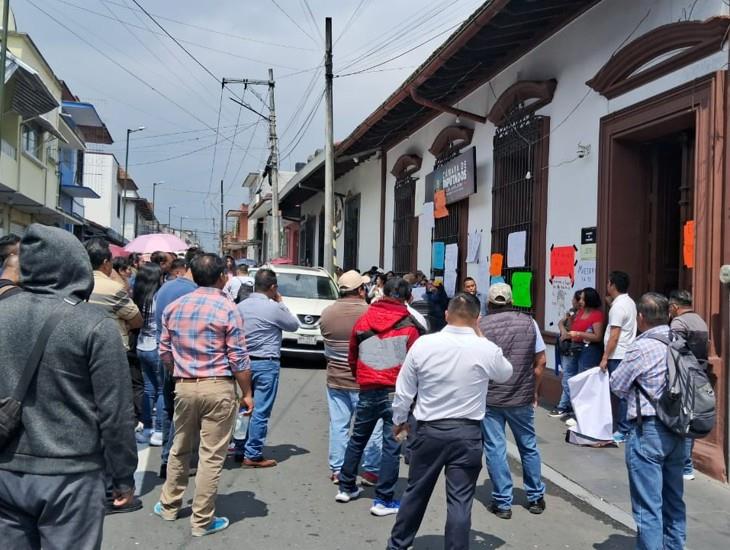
[103,360,635,550]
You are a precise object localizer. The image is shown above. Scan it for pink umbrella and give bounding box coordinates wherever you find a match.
[109,244,130,258]
[124,233,189,254]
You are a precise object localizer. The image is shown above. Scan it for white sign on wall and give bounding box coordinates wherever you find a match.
[545,276,573,333]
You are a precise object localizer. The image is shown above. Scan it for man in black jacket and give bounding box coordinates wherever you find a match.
[0,225,137,549]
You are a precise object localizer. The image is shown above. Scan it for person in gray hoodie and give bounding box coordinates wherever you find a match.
[0,224,138,549]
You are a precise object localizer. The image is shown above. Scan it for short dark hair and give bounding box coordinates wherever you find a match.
[669,289,692,308]
[383,277,411,302]
[170,258,186,272]
[190,253,225,287]
[84,238,112,270]
[236,264,249,275]
[463,277,475,284]
[150,251,168,265]
[185,246,204,266]
[609,271,630,293]
[112,256,129,273]
[255,268,278,292]
[581,287,602,309]
[0,233,20,263]
[447,292,481,320]
[637,292,669,327]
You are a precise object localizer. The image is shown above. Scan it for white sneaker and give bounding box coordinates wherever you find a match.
[370,499,400,516]
[149,431,163,446]
[683,472,695,481]
[565,417,577,428]
[335,487,363,503]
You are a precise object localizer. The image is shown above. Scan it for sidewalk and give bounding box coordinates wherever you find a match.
[506,406,730,549]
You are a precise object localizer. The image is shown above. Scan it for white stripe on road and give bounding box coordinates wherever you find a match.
[134,445,151,497]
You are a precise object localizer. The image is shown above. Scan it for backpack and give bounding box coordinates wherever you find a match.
[634,333,716,438]
[235,282,254,304]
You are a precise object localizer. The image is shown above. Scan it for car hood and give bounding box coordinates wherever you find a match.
[279,295,334,317]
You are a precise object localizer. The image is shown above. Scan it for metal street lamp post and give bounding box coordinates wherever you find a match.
[151,180,164,230]
[122,126,145,241]
[167,205,176,229]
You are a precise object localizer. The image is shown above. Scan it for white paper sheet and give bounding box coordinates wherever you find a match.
[420,202,435,233]
[507,230,527,268]
[575,260,597,290]
[567,367,614,444]
[466,231,481,263]
[444,243,459,297]
[411,286,427,301]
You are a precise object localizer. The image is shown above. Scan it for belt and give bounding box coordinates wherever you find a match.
[249,355,279,362]
[417,418,481,427]
[175,376,233,383]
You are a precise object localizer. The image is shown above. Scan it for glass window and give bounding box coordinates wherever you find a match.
[21,124,42,159]
[276,273,338,300]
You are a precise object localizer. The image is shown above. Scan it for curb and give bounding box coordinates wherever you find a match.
[505,439,636,531]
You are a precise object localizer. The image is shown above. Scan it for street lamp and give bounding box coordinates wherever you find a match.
[151,181,164,230]
[167,205,176,229]
[122,125,145,241]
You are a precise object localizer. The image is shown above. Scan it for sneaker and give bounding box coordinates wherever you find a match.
[683,472,696,481]
[105,496,143,515]
[488,503,512,520]
[335,487,363,503]
[360,471,378,487]
[565,417,577,428]
[192,516,229,537]
[242,457,277,468]
[370,499,400,516]
[330,471,340,484]
[149,431,163,446]
[135,427,151,445]
[153,501,176,521]
[527,497,546,514]
[548,408,566,418]
[612,431,626,444]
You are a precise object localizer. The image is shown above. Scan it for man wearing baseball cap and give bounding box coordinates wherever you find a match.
[319,270,383,486]
[478,282,547,519]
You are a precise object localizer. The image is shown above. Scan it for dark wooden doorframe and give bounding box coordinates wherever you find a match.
[343,194,361,271]
[597,72,728,481]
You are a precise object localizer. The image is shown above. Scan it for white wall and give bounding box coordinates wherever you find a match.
[82,153,115,230]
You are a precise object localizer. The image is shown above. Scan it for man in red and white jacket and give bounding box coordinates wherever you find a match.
[335,278,423,517]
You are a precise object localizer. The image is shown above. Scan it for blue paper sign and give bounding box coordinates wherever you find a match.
[490,276,505,285]
[432,242,445,270]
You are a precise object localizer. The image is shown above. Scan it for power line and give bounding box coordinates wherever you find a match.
[221,85,247,183]
[269,0,319,45]
[302,0,324,43]
[334,0,369,46]
[207,84,225,195]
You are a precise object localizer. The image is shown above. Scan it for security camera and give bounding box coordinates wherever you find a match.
[577,143,590,159]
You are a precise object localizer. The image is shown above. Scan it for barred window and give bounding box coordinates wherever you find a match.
[392,177,416,274]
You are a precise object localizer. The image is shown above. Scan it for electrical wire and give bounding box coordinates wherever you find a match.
[302,0,324,44]
[280,89,325,162]
[226,118,263,194]
[334,0,369,46]
[269,0,320,46]
[221,85,247,183]
[206,85,225,196]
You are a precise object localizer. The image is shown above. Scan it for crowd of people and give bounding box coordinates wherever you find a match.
[0,227,711,549]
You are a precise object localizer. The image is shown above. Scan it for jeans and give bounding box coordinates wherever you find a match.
[482,404,545,509]
[161,367,176,465]
[326,387,382,474]
[244,359,281,461]
[578,344,603,372]
[556,353,579,412]
[608,359,631,435]
[339,388,401,502]
[684,439,694,476]
[138,348,167,433]
[626,417,686,550]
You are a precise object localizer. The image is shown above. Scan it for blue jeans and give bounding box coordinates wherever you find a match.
[339,389,401,502]
[608,359,631,435]
[626,418,686,550]
[482,404,545,509]
[684,439,694,476]
[556,353,579,412]
[138,348,167,433]
[578,344,603,372]
[243,360,280,461]
[326,387,382,474]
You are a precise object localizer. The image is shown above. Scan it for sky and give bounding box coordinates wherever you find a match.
[11,0,485,249]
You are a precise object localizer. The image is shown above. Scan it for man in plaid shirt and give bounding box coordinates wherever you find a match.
[610,292,685,550]
[155,253,253,538]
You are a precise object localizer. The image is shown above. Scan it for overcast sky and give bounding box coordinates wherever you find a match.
[12,0,484,249]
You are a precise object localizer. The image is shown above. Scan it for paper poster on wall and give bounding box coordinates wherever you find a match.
[434,190,449,219]
[466,231,481,263]
[580,244,596,261]
[489,253,503,276]
[490,275,506,285]
[550,245,577,283]
[581,227,597,244]
[507,230,527,268]
[421,202,435,233]
[474,252,490,295]
[432,241,445,270]
[444,243,459,297]
[546,276,574,332]
[511,271,533,308]
[575,260,596,290]
[683,220,695,268]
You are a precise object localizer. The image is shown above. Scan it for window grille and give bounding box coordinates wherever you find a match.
[392,177,417,274]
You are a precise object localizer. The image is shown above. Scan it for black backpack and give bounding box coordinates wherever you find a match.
[635,333,716,438]
[235,282,254,304]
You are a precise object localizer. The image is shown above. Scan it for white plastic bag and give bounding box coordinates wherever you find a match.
[567,367,614,445]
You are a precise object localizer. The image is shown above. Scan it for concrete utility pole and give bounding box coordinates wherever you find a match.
[323,17,335,275]
[0,0,10,160]
[123,126,145,242]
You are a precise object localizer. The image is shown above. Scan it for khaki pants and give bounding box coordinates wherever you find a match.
[159,379,236,533]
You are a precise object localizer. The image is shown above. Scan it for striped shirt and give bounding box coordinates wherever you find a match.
[160,287,250,379]
[89,271,139,350]
[609,325,670,420]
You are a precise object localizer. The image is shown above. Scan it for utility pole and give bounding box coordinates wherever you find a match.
[323,17,335,275]
[123,126,145,242]
[0,0,10,160]
[219,179,224,256]
[268,68,280,259]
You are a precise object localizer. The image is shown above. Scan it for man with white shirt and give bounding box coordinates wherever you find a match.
[387,293,512,550]
[599,270,637,444]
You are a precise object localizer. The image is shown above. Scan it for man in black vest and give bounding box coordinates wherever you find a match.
[478,283,547,519]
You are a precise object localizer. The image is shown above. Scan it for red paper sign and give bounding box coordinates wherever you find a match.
[683,220,695,268]
[550,246,576,282]
[489,253,503,277]
[434,189,449,219]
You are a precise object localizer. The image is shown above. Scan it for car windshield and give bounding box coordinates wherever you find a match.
[276,272,338,300]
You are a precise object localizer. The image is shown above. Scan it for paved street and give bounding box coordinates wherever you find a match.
[104,362,634,549]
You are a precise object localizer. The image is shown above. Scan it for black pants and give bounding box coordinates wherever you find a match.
[128,355,144,425]
[0,469,105,550]
[387,419,483,550]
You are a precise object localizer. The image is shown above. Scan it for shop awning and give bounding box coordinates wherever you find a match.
[62,101,114,145]
[29,114,67,144]
[4,51,58,118]
[60,183,100,199]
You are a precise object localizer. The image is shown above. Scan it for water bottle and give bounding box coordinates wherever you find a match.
[233,408,249,440]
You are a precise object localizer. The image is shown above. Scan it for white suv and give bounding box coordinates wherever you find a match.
[256,265,338,358]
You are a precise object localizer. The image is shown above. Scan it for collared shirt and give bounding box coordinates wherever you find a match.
[89,271,140,351]
[159,286,250,379]
[604,293,637,359]
[392,325,513,425]
[237,292,299,358]
[610,325,670,419]
[155,276,197,341]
